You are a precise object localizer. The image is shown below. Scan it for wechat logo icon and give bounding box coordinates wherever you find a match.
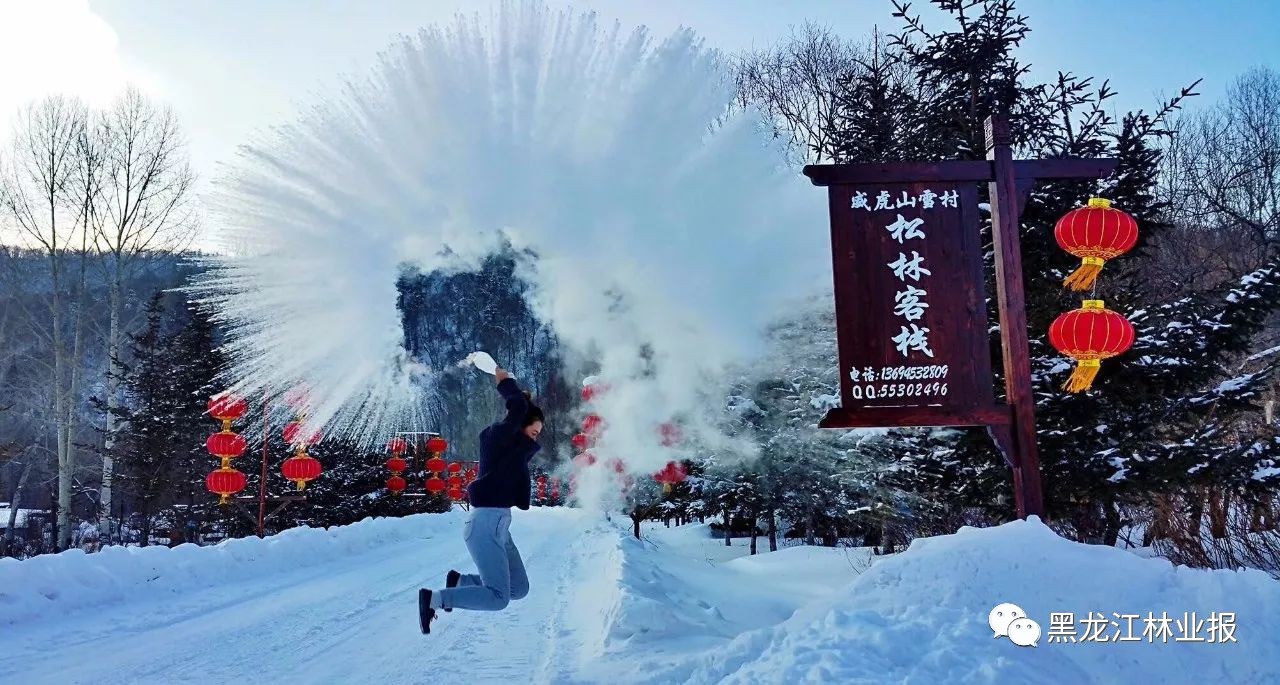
[990,602,1040,648]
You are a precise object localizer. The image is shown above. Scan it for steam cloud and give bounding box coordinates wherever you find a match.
[189,1,828,496]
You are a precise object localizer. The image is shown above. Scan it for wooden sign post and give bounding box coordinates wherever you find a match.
[805,115,1117,519]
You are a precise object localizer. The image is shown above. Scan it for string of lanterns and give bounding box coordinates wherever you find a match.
[206,393,248,504]
[386,437,409,495]
[1048,197,1138,392]
[425,436,449,496]
[446,460,464,501]
[462,461,478,501]
[654,421,687,493]
[569,377,689,497]
[384,435,474,502]
[205,389,327,505]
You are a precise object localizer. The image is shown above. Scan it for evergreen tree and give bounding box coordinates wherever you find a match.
[861,0,1280,543]
[109,294,181,546]
[165,299,228,540]
[830,29,931,163]
[106,293,231,545]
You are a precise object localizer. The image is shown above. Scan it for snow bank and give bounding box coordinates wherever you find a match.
[581,524,866,684]
[0,510,466,626]
[688,517,1280,684]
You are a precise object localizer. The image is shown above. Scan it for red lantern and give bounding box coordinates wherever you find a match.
[426,477,447,494]
[608,458,626,475]
[1048,299,1135,393]
[581,377,609,402]
[536,475,547,500]
[1054,197,1139,291]
[426,456,447,474]
[388,437,408,455]
[447,487,464,501]
[386,456,407,473]
[206,467,246,504]
[551,477,561,499]
[447,461,463,474]
[465,467,478,483]
[572,451,597,469]
[571,433,591,451]
[658,422,682,447]
[582,414,604,437]
[206,431,247,467]
[281,454,322,490]
[386,475,407,494]
[283,421,321,446]
[427,436,448,454]
[208,393,247,425]
[653,461,687,493]
[447,474,462,489]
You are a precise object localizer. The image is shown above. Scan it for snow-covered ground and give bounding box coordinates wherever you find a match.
[1,509,1277,684]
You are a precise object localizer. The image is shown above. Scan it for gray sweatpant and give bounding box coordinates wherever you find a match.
[440,507,529,611]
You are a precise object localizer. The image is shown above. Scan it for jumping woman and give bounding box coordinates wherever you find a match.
[420,367,543,634]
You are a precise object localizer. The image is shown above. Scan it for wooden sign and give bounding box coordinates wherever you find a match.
[805,115,1118,518]
[826,182,993,418]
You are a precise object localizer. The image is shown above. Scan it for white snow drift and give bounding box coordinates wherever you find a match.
[1,511,1277,684]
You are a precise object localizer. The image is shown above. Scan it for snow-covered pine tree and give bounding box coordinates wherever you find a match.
[840,0,1280,544]
[828,28,930,164]
[105,293,231,544]
[163,298,227,540]
[729,295,905,548]
[108,294,182,546]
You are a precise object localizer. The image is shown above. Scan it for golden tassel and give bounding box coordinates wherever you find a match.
[1063,359,1101,393]
[1063,256,1105,291]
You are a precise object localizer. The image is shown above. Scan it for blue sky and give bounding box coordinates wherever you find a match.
[3,0,1276,179]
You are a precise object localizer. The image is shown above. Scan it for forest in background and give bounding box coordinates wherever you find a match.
[2,0,1279,577]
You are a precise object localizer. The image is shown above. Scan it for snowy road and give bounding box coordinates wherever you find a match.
[6,511,1276,684]
[0,509,615,685]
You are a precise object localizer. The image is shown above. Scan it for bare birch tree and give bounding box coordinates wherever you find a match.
[1163,66,1280,250]
[87,87,196,539]
[0,96,92,549]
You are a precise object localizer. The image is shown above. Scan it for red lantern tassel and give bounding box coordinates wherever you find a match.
[1063,359,1101,393]
[1063,256,1105,292]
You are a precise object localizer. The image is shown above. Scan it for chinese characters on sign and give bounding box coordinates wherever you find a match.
[1045,611,1238,645]
[854,189,958,361]
[825,183,992,413]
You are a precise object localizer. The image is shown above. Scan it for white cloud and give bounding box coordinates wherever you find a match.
[0,0,148,139]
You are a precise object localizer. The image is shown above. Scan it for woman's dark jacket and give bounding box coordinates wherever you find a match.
[466,377,541,510]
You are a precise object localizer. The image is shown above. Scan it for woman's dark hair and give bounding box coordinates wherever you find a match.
[522,391,545,427]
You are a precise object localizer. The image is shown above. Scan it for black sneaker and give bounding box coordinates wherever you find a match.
[444,570,461,613]
[419,589,437,634]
